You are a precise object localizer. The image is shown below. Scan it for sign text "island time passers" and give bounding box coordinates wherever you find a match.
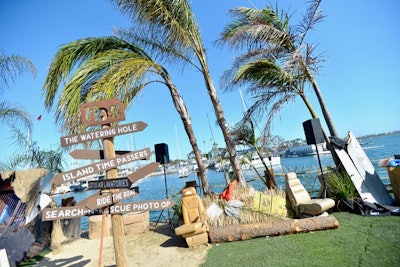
[60,121,147,147]
[51,148,150,185]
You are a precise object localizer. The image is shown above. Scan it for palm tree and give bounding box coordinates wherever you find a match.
[0,51,35,167]
[0,102,32,136]
[0,51,35,136]
[0,51,62,172]
[42,36,211,194]
[231,118,277,188]
[0,51,36,93]
[0,136,65,173]
[111,0,246,186]
[218,0,338,143]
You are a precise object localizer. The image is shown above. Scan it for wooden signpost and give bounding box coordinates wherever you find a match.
[109,199,174,214]
[41,198,175,221]
[83,188,139,210]
[127,162,159,183]
[43,98,170,267]
[51,148,151,185]
[42,206,91,221]
[60,121,147,147]
[69,149,132,160]
[87,177,133,190]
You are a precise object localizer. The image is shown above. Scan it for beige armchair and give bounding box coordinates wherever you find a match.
[174,187,208,247]
[286,172,335,218]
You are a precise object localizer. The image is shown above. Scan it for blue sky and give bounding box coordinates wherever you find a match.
[1,0,399,163]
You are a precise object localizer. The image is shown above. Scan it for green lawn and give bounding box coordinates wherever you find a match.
[201,212,400,267]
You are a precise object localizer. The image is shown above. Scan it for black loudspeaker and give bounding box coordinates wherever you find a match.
[155,143,170,164]
[303,118,325,145]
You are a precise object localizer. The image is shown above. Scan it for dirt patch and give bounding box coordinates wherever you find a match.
[37,223,210,267]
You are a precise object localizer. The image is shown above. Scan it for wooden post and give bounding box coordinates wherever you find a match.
[101,108,128,267]
[98,208,106,267]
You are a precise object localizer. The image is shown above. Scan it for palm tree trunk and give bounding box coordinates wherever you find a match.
[160,69,211,194]
[305,68,339,138]
[255,146,277,189]
[196,55,246,186]
[299,87,341,167]
[298,91,330,144]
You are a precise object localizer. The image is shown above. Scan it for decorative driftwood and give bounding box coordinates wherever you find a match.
[208,215,339,243]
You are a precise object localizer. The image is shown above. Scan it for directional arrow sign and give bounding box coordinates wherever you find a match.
[88,177,133,190]
[51,147,151,185]
[41,206,91,221]
[108,199,175,214]
[60,121,147,147]
[127,162,159,183]
[83,188,139,210]
[69,149,132,160]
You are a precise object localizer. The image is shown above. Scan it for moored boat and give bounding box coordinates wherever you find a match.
[241,154,281,169]
[178,166,192,178]
[285,143,330,158]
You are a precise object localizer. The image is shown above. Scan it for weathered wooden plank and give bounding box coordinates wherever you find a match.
[127,162,159,183]
[69,149,132,160]
[60,121,147,147]
[51,147,151,185]
[108,199,175,214]
[87,177,133,190]
[41,206,90,221]
[84,188,138,210]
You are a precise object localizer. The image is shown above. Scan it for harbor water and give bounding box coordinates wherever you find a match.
[55,132,400,231]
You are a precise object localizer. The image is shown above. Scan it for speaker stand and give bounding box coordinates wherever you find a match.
[315,144,327,198]
[155,162,172,228]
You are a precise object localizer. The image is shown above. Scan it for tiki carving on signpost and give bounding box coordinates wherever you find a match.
[43,98,174,267]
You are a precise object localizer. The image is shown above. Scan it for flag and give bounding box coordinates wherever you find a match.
[37,115,42,121]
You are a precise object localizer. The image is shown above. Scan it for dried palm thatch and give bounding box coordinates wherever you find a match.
[50,200,68,254]
[202,185,289,227]
[1,168,47,215]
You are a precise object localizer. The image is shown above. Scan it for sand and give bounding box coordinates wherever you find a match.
[37,223,210,267]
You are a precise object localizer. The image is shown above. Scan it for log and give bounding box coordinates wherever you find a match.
[208,215,339,243]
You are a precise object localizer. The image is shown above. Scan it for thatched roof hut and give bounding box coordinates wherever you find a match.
[0,169,53,266]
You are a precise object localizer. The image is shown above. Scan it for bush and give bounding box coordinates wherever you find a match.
[325,169,363,213]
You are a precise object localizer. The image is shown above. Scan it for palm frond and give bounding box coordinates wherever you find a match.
[0,154,28,172]
[0,101,33,132]
[114,27,199,72]
[220,48,280,91]
[111,0,200,52]
[259,93,296,137]
[43,36,147,109]
[234,59,302,94]
[296,0,324,45]
[0,51,36,92]
[304,44,325,75]
[231,118,256,147]
[88,51,161,100]
[217,6,294,52]
[43,36,159,133]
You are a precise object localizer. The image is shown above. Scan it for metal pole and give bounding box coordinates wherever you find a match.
[155,158,170,226]
[315,145,326,198]
[163,162,171,219]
